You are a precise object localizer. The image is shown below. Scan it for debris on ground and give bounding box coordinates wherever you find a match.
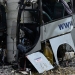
[0,66,75,75]
[0,57,75,75]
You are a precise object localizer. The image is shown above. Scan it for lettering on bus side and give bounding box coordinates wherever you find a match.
[58,21,73,30]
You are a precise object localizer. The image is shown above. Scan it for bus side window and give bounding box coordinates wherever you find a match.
[53,2,65,19]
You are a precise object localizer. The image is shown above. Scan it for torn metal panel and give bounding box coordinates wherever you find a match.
[49,33,75,65]
[26,36,41,55]
[41,16,73,41]
[26,52,53,73]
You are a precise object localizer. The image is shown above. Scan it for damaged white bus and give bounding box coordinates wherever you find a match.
[16,0,75,73]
